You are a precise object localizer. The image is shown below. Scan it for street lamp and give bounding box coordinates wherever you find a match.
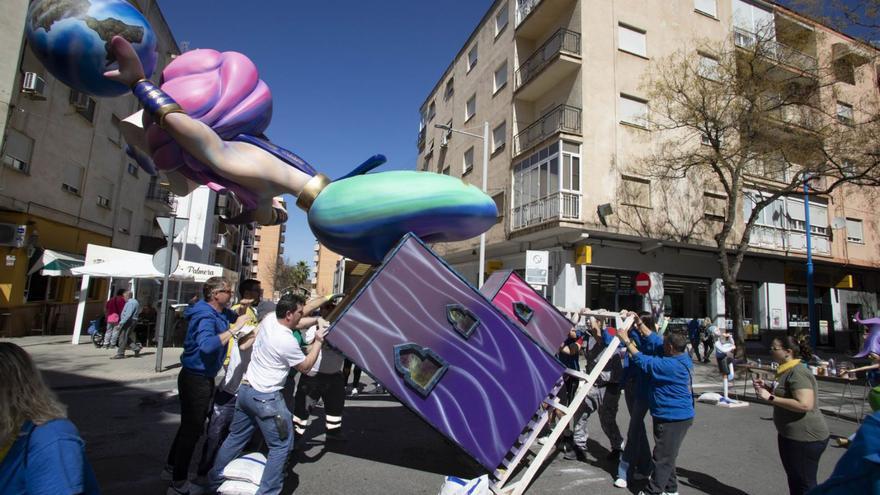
[435,121,490,287]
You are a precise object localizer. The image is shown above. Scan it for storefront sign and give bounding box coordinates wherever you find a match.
[575,245,592,265]
[5,255,15,266]
[634,272,651,295]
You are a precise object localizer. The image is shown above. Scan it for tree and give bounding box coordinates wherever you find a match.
[273,259,311,294]
[623,23,880,352]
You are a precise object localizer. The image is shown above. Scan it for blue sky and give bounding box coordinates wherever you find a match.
[156,0,494,269]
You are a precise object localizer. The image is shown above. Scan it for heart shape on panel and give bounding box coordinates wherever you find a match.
[446,304,481,339]
[393,343,449,398]
[512,301,534,325]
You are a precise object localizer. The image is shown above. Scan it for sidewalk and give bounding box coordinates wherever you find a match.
[0,335,183,390]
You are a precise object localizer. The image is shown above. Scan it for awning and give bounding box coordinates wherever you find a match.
[71,258,194,281]
[27,249,85,277]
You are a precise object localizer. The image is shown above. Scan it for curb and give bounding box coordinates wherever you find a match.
[51,372,179,392]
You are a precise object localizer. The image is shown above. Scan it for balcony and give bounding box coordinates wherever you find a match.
[749,225,830,255]
[146,184,175,208]
[513,104,581,156]
[512,191,580,231]
[417,127,426,152]
[733,27,817,74]
[515,28,581,101]
[516,0,576,39]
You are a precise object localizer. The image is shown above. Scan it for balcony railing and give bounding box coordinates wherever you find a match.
[513,104,581,155]
[749,225,830,255]
[515,28,581,90]
[733,27,817,73]
[512,191,580,230]
[417,127,426,151]
[516,0,542,26]
[146,184,174,207]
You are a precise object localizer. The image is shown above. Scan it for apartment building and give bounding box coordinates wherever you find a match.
[249,197,287,298]
[311,241,342,297]
[0,0,179,336]
[419,0,880,351]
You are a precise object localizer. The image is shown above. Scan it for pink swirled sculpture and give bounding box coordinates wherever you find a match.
[145,49,273,208]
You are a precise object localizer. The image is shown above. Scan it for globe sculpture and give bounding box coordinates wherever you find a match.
[25,0,158,97]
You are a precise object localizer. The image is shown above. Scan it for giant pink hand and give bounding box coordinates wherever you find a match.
[103,36,146,87]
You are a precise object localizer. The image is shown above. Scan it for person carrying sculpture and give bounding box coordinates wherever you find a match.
[208,293,327,495]
[617,324,695,495]
[566,311,624,463]
[614,312,664,489]
[293,298,348,444]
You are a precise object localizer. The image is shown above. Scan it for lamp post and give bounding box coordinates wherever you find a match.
[803,175,817,348]
[435,122,490,288]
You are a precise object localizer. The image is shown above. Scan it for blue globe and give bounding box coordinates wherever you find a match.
[26,0,158,97]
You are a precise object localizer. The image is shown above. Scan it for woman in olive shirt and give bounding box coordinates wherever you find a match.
[753,336,829,495]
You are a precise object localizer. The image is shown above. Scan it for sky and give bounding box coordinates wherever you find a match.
[156,0,494,269]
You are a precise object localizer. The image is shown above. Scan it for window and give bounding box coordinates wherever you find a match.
[119,208,133,234]
[467,44,478,72]
[698,54,721,81]
[494,61,508,93]
[620,176,651,207]
[703,192,726,219]
[619,94,649,128]
[96,178,113,209]
[463,146,475,174]
[495,4,509,37]
[492,122,506,152]
[2,129,34,174]
[694,0,718,18]
[846,218,864,243]
[511,141,581,229]
[833,59,856,85]
[69,90,96,122]
[836,102,854,125]
[427,101,436,122]
[62,166,84,195]
[618,24,647,58]
[785,198,828,235]
[733,0,775,38]
[423,154,432,172]
[441,165,450,176]
[465,94,476,122]
[492,192,504,223]
[127,163,139,177]
[109,114,122,145]
[444,78,454,100]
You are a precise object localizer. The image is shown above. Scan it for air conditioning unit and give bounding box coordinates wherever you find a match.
[0,223,27,248]
[72,92,91,111]
[21,73,47,100]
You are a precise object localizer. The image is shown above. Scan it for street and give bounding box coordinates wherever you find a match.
[56,364,859,495]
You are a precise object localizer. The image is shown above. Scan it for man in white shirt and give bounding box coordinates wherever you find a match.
[208,293,327,495]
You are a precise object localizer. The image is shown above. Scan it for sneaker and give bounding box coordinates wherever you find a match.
[134,347,142,357]
[662,492,680,495]
[160,465,173,481]
[166,481,204,495]
[110,354,125,360]
[325,429,347,443]
[613,478,628,488]
[537,435,550,445]
[348,388,359,397]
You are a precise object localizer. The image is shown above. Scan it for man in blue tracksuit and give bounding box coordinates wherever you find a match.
[618,319,694,495]
[165,277,251,495]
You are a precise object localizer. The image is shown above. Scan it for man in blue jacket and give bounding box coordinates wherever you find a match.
[618,320,694,495]
[165,276,252,495]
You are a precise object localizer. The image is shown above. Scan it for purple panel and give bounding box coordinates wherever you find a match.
[481,270,575,355]
[326,234,564,471]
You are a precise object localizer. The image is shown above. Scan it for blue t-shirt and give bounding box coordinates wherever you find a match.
[0,419,100,494]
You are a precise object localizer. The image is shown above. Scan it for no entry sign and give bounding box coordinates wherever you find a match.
[635,272,651,295]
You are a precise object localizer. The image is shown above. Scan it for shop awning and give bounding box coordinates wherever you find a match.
[70,258,194,281]
[27,249,85,277]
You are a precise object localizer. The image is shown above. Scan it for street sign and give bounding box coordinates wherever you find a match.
[156,216,188,239]
[635,272,651,295]
[152,246,180,275]
[525,250,548,286]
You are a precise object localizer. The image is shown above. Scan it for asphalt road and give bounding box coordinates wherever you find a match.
[58,376,859,495]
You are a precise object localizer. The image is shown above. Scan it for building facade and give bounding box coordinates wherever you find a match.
[311,241,342,297]
[419,0,880,351]
[248,197,286,298]
[0,0,179,336]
